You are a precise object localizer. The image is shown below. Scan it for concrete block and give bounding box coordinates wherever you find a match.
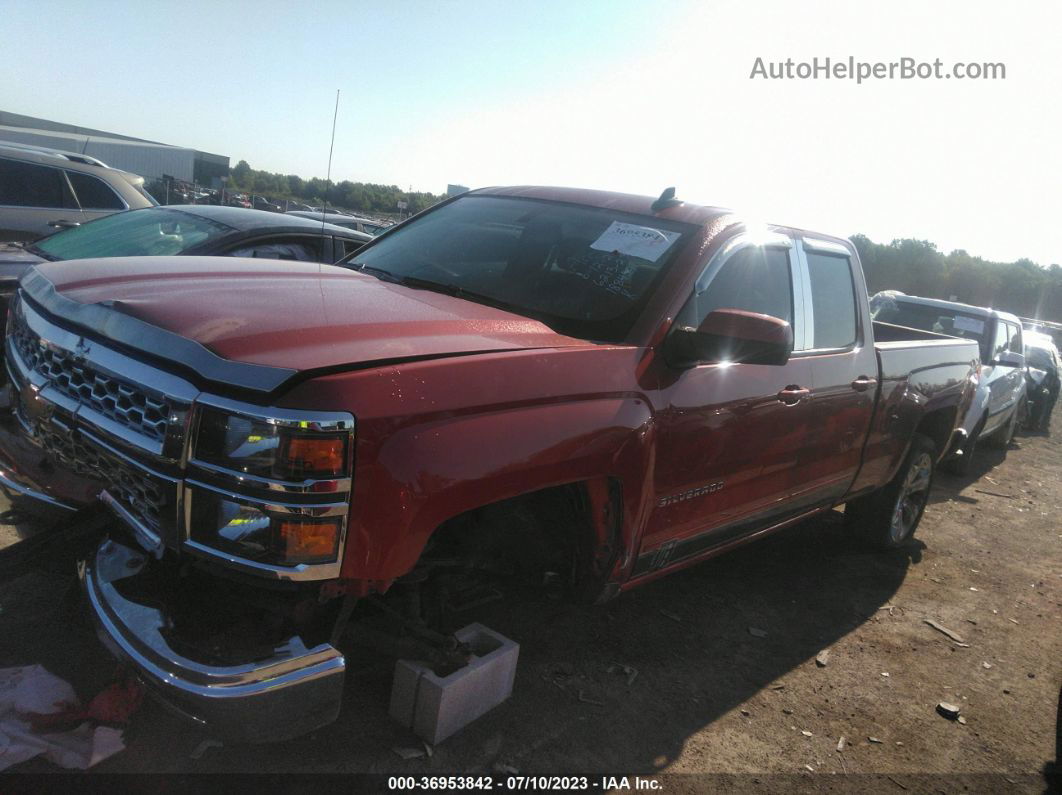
[388,623,519,744]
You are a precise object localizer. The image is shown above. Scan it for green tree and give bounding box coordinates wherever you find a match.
[231,160,252,189]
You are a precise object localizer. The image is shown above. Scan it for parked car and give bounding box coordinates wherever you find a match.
[0,204,372,337]
[0,186,978,741]
[870,292,1026,474]
[1021,317,1062,353]
[0,141,156,242]
[286,210,390,235]
[252,195,281,212]
[1023,330,1060,432]
[226,192,252,209]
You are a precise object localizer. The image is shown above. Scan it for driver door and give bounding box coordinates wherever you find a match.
[639,234,817,574]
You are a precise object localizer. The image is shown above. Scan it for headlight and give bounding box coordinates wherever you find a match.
[195,406,350,481]
[187,399,355,574]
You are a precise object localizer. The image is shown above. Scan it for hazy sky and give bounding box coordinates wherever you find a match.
[4,0,1060,265]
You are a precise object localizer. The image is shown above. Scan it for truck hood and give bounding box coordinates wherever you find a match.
[24,257,589,390]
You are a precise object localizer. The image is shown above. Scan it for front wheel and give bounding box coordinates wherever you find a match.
[846,433,936,550]
[986,409,1017,449]
[944,419,981,477]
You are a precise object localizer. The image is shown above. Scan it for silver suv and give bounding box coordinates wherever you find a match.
[0,142,157,242]
[870,291,1027,473]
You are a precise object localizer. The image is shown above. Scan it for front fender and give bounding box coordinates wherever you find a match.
[345,396,654,579]
[274,346,658,584]
[961,380,992,437]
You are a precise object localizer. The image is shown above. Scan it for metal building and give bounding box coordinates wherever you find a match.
[0,110,229,185]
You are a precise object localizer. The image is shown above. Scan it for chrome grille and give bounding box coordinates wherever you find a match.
[10,305,171,442]
[35,422,167,532]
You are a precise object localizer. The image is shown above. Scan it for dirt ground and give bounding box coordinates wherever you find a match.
[1,416,1059,791]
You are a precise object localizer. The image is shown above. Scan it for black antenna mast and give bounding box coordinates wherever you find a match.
[321,89,340,235]
[651,186,682,213]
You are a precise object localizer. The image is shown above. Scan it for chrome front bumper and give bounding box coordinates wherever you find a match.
[81,538,347,743]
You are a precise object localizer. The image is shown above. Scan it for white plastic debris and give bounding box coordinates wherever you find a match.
[0,665,125,771]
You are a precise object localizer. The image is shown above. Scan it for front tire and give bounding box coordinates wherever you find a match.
[944,419,981,477]
[846,433,936,550]
[986,409,1017,449]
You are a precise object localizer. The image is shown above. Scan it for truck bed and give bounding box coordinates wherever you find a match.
[851,326,980,495]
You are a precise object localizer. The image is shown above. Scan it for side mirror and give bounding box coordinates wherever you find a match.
[993,351,1024,368]
[666,308,793,368]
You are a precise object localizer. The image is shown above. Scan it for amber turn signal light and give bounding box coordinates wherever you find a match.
[280,435,347,479]
[279,518,340,563]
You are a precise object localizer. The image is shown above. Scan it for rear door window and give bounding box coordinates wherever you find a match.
[805,251,857,349]
[67,171,125,210]
[335,237,365,261]
[0,158,69,208]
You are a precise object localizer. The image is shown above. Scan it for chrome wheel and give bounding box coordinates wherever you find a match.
[889,452,932,544]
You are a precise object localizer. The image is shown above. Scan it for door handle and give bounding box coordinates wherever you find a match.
[48,220,80,229]
[777,385,810,405]
[851,375,878,392]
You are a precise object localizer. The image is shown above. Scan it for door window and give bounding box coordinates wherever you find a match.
[805,251,857,350]
[1005,322,1022,353]
[226,237,322,262]
[0,158,68,208]
[679,245,793,330]
[991,321,1009,361]
[67,171,125,210]
[335,237,366,261]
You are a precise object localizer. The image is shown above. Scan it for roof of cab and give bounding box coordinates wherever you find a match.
[472,185,734,228]
[158,204,372,240]
[884,292,1021,323]
[469,186,856,250]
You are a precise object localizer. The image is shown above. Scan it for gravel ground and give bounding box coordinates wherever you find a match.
[1,416,1059,791]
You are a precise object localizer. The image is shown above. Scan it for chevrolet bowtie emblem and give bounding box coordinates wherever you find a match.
[72,338,90,362]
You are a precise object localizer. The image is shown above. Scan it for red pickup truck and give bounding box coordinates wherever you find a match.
[1,186,979,741]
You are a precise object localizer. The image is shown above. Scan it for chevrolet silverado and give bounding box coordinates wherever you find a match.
[1,186,979,741]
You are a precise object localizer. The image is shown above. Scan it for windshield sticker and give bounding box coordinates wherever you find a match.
[565,251,641,298]
[590,222,681,263]
[953,316,985,334]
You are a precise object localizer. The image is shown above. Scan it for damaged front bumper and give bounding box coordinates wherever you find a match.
[81,538,347,743]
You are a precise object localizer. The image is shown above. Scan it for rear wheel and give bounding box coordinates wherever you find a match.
[846,433,936,550]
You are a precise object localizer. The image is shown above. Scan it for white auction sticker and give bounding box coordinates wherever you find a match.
[590,221,681,262]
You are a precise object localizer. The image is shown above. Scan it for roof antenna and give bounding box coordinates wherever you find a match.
[651,186,682,213]
[321,89,340,236]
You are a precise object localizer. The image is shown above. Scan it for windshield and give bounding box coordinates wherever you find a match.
[347,195,692,342]
[871,297,991,360]
[35,207,233,259]
[1026,344,1058,371]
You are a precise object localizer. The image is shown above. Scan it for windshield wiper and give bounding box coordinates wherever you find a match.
[22,243,58,261]
[348,263,515,312]
[348,262,402,282]
[349,264,466,296]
